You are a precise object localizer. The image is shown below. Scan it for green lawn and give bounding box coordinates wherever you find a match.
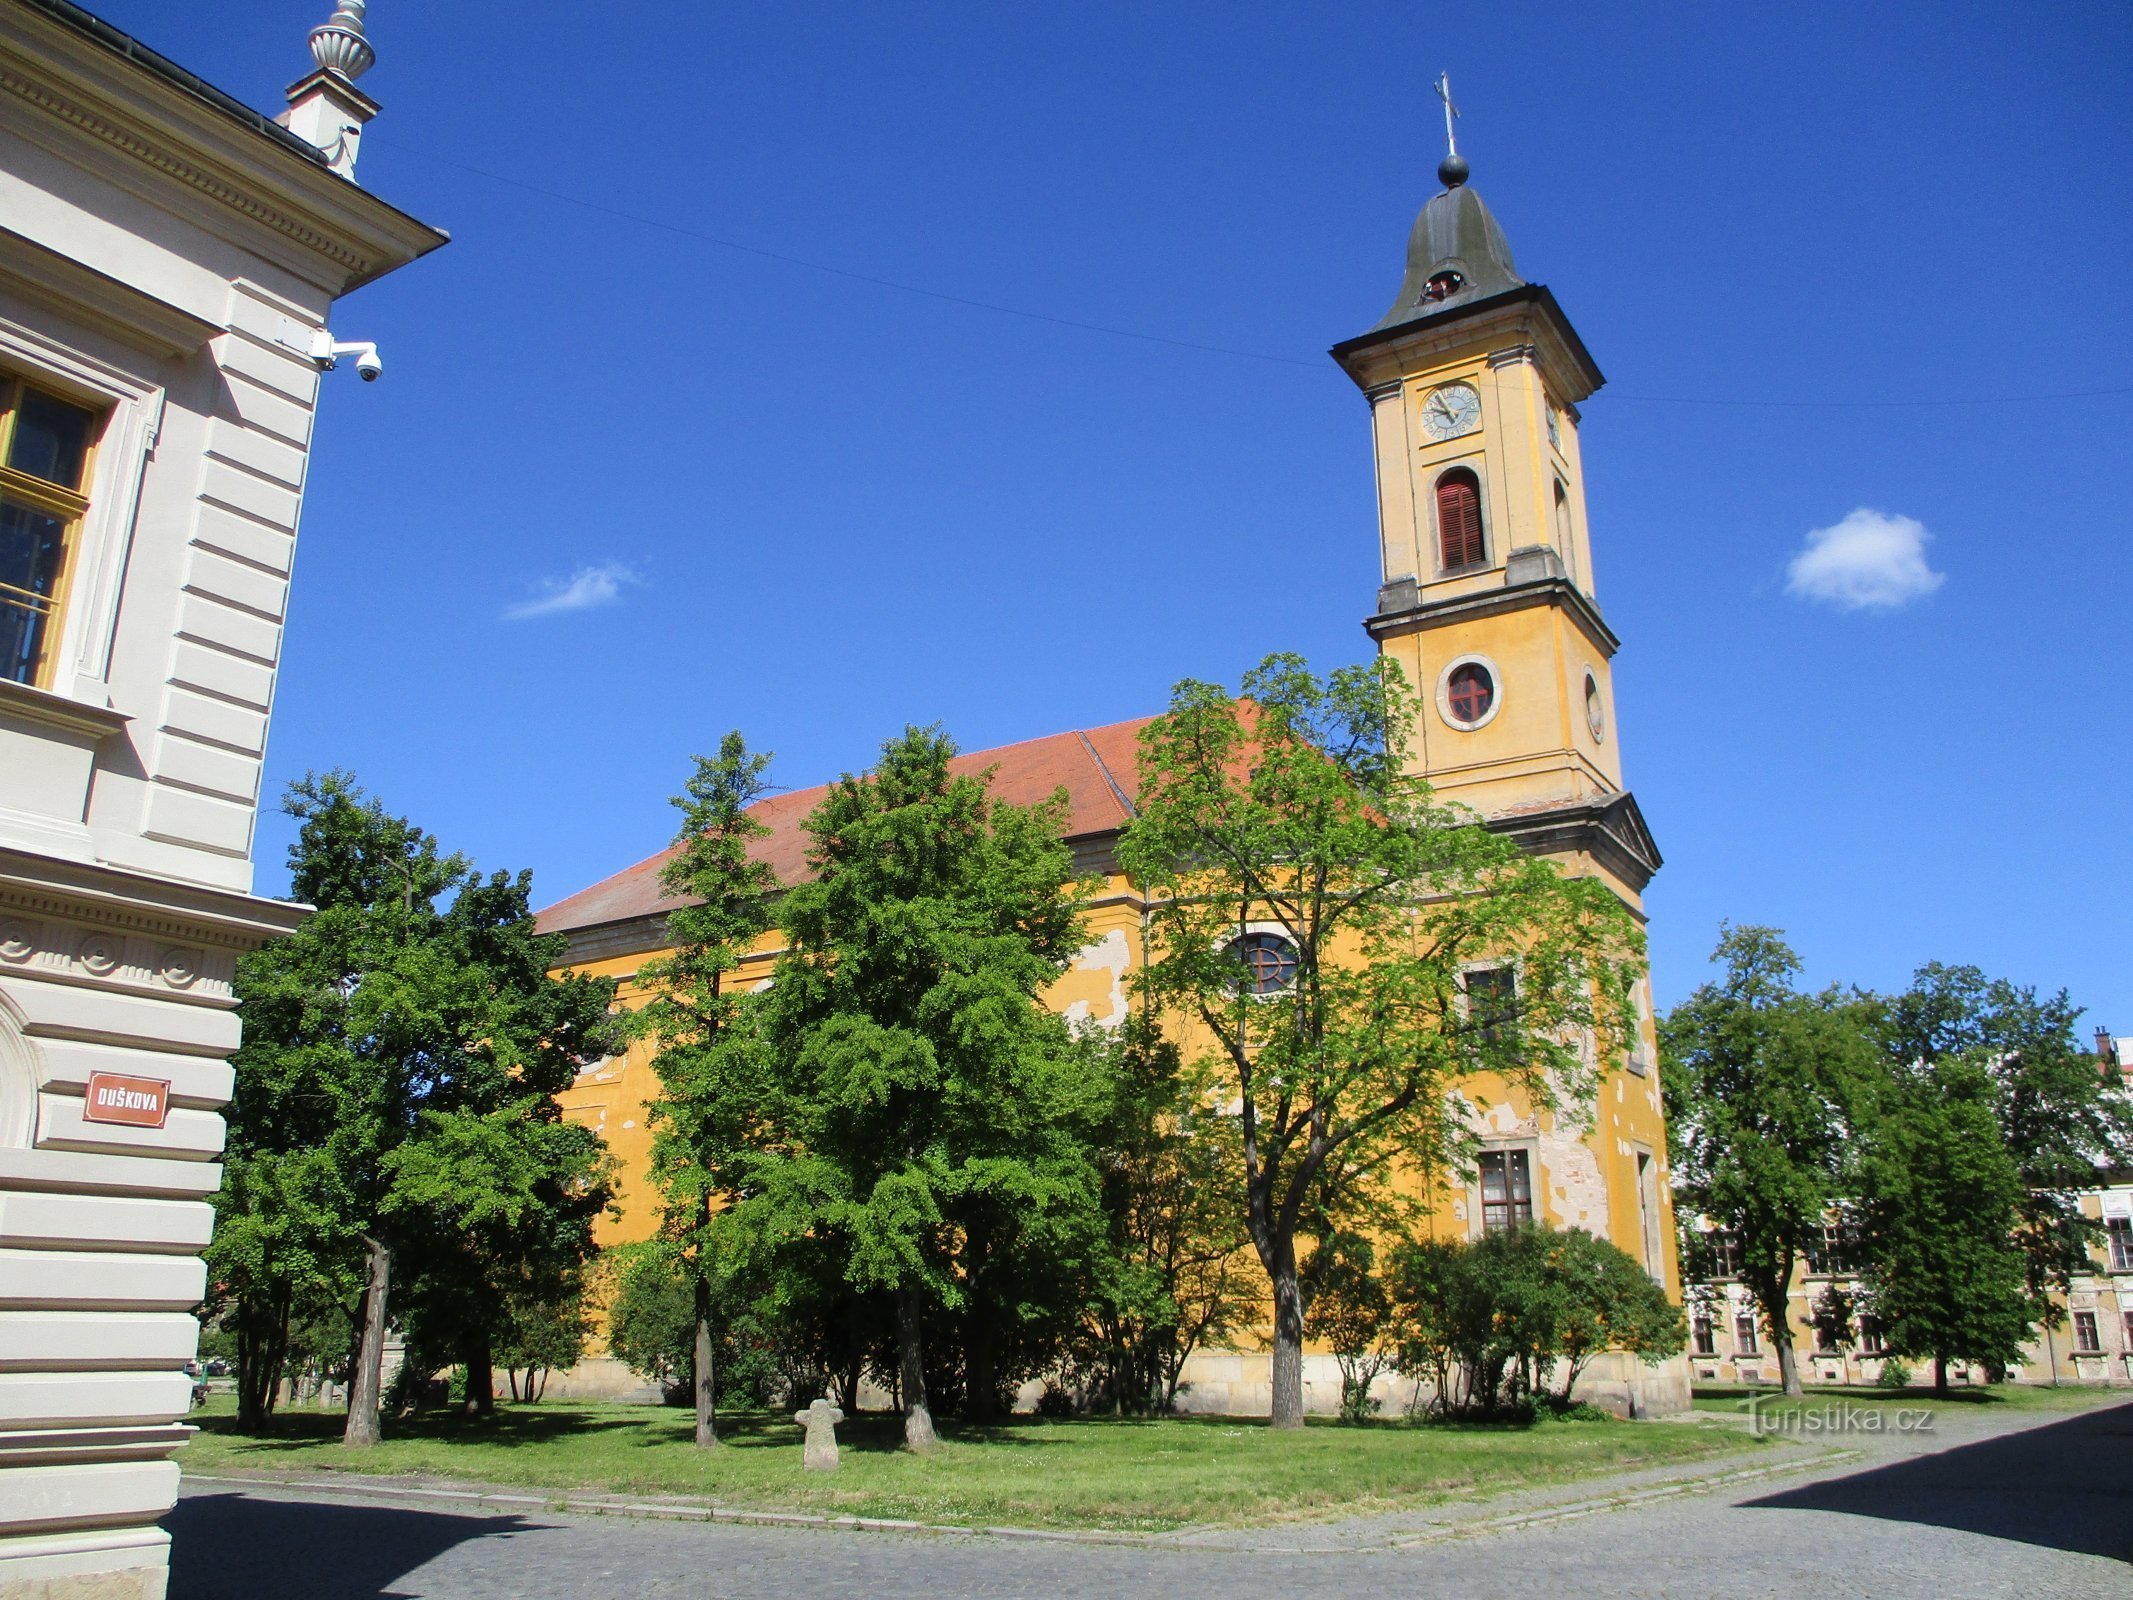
[182,1399,1760,1532]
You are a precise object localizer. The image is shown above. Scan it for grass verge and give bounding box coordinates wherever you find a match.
[183,1398,1760,1533]
[1689,1382,2121,1423]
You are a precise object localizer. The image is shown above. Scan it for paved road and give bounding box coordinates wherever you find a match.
[168,1397,2133,1600]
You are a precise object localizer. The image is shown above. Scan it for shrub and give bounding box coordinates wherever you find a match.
[1388,1224,1684,1416]
[1304,1232,1393,1422]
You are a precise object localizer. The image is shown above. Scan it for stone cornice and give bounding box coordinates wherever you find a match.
[1482,790,1663,896]
[0,847,306,950]
[1330,284,1605,404]
[1364,573,1622,660]
[0,674,130,740]
[0,7,446,295]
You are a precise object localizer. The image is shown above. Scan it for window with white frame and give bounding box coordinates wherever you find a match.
[2106,1215,2133,1273]
[1734,1313,1760,1356]
[1477,1148,1533,1233]
[2073,1311,2101,1355]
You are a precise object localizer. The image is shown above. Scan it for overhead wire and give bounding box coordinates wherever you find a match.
[382,142,2133,410]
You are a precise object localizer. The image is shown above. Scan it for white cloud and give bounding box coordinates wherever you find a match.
[1784,508,1945,611]
[503,562,637,621]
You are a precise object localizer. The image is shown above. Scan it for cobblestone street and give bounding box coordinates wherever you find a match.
[168,1396,2132,1600]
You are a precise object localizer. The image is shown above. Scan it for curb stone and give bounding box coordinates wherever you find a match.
[181,1444,1850,1555]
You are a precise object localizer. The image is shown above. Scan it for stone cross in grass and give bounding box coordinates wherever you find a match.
[794,1397,844,1471]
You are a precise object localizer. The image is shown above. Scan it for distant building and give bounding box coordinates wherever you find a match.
[0,2,441,1594]
[1682,1037,2133,1390]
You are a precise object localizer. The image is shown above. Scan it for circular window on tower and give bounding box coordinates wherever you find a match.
[1437,656,1501,731]
[1584,671,1606,743]
[1229,930,1299,996]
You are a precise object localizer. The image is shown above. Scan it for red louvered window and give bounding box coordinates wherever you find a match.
[1435,468,1485,571]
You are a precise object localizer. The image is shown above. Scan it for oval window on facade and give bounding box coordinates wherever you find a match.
[1230,931,1299,995]
[1584,671,1605,742]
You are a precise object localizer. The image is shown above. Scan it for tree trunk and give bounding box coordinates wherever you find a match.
[962,1222,997,1425]
[234,1291,290,1432]
[1268,1242,1306,1430]
[964,1306,998,1425]
[344,1234,392,1449]
[463,1336,494,1416]
[1776,1331,1803,1398]
[1934,1354,1949,1396]
[897,1286,938,1452]
[692,1272,718,1449]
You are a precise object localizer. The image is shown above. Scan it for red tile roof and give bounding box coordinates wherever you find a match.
[535,716,1155,936]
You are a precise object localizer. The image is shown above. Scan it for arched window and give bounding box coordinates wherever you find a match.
[1435,468,1485,571]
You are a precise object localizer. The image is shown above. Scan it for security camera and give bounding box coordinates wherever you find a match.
[309,329,383,383]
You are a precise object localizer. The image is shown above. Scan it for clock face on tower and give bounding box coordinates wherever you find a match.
[1420,382,1482,442]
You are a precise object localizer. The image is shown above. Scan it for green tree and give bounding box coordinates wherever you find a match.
[220,774,618,1445]
[1853,1055,2033,1393]
[625,733,781,1446]
[749,725,1103,1449]
[1078,1018,1250,1414]
[607,1249,696,1399]
[1117,655,1643,1429]
[495,1268,595,1402]
[1659,925,1873,1396]
[1873,965,2133,1331]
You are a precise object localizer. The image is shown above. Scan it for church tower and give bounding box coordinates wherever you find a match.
[1331,144,1661,910]
[1334,124,1683,1340]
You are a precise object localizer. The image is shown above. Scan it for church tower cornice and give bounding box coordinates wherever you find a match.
[1330,282,1604,403]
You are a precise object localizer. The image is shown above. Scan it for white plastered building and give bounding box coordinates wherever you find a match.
[0,2,441,1593]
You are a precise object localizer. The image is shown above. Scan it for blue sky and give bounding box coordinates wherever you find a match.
[100,2,2131,1026]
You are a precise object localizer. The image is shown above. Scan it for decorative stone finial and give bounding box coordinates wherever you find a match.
[309,1,375,82]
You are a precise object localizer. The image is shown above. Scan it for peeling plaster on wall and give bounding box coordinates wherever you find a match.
[1060,927,1131,1029]
[1469,1093,1609,1232]
[1540,1121,1609,1230]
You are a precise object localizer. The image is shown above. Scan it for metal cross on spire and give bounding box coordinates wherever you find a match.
[1433,71,1460,159]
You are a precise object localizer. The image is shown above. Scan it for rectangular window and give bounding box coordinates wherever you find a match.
[1692,1315,1716,1356]
[2107,1217,2133,1273]
[1464,965,1518,1047]
[1856,1315,1885,1355]
[1814,1312,1845,1354]
[1734,1314,1760,1356]
[1636,1150,1662,1278]
[0,376,100,688]
[2073,1311,2101,1355]
[1478,1148,1533,1233]
[1805,1222,1862,1277]
[1693,1230,1742,1280]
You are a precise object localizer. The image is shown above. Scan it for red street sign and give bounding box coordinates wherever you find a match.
[83,1072,170,1129]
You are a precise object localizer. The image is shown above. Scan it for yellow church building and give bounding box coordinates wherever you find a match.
[541,145,1688,1416]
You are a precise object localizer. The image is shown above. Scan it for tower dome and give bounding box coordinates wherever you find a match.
[1365,161,1525,336]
